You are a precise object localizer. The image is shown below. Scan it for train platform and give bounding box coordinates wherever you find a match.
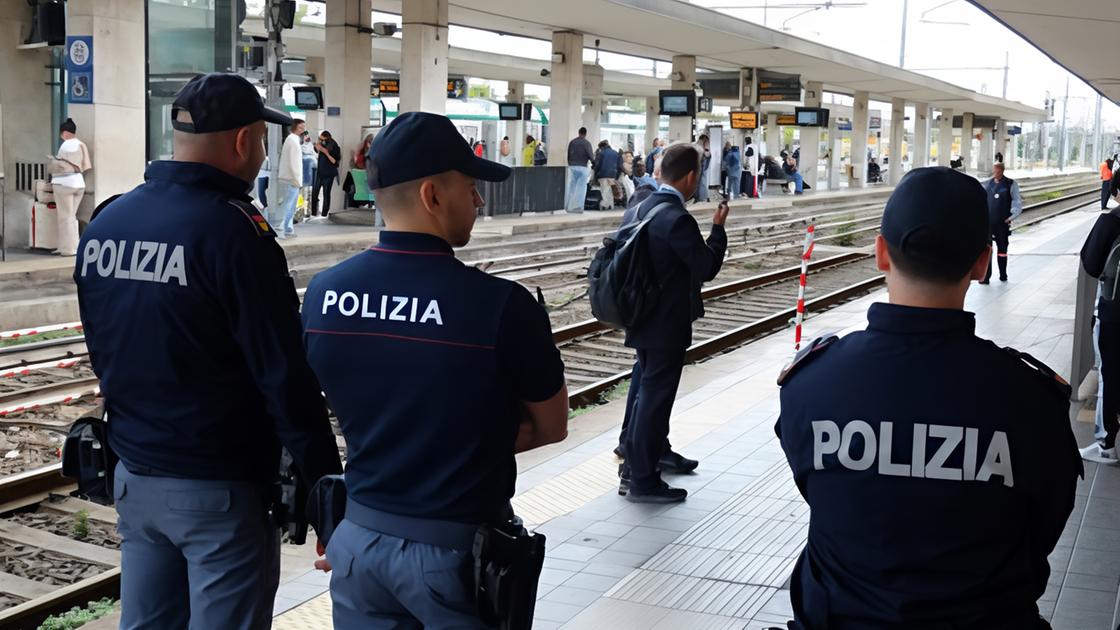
[261,196,1116,628]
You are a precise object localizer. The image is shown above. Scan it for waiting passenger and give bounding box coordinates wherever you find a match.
[1078,204,1120,465]
[776,166,1081,629]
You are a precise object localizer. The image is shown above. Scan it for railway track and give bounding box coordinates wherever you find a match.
[0,176,1098,627]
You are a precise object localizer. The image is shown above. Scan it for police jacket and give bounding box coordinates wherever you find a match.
[301,231,565,524]
[776,303,1081,629]
[985,176,1023,225]
[1080,208,1120,322]
[73,162,343,486]
[621,188,727,349]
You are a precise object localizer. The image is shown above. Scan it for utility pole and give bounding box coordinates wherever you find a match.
[899,0,908,68]
[1059,75,1069,171]
[265,0,286,219]
[1001,51,1009,99]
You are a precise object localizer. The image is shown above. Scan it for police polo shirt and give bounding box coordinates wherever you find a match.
[776,303,1080,629]
[302,231,565,524]
[74,161,342,486]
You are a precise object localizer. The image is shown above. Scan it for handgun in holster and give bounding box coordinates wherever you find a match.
[60,407,117,506]
[473,515,547,630]
[272,448,309,544]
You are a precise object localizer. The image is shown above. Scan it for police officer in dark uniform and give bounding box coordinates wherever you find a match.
[73,73,343,629]
[301,112,569,628]
[1077,205,1120,465]
[980,161,1023,284]
[776,167,1081,629]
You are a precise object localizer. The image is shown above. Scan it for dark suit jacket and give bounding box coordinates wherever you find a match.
[621,190,727,350]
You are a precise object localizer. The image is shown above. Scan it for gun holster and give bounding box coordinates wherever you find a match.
[272,448,309,545]
[60,409,117,506]
[473,516,546,630]
[306,474,348,547]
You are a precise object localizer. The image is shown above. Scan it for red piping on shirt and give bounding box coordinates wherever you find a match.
[306,328,494,350]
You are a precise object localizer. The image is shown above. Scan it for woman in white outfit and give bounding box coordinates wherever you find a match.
[50,118,92,256]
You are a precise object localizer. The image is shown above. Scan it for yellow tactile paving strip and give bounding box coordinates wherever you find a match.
[273,591,333,628]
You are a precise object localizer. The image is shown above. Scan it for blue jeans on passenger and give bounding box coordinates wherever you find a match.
[327,519,493,629]
[726,173,741,200]
[567,166,590,212]
[696,168,709,202]
[257,177,268,207]
[270,182,300,235]
[790,172,804,193]
[303,156,316,188]
[114,462,279,630]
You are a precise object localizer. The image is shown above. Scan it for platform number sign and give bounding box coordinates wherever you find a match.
[66,36,94,105]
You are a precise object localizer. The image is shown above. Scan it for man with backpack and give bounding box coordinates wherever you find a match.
[613,143,729,503]
[1079,205,1120,465]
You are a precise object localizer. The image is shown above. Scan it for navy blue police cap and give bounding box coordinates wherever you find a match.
[881,166,989,274]
[171,73,292,134]
[366,112,511,189]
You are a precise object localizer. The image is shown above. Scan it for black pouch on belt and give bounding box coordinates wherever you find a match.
[61,409,117,506]
[306,474,348,546]
[473,516,547,630]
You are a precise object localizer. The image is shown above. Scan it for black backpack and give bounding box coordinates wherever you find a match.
[588,201,671,329]
[61,412,117,506]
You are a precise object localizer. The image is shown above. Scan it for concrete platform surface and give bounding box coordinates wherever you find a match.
[268,196,1115,628]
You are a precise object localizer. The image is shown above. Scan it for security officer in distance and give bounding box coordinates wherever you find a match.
[73,73,343,629]
[980,161,1023,283]
[776,167,1081,629]
[302,112,568,628]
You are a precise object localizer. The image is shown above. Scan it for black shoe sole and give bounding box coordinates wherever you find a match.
[613,446,625,458]
[618,480,629,496]
[659,460,699,474]
[625,490,687,504]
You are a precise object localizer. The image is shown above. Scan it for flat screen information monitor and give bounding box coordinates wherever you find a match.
[729,111,758,130]
[795,107,829,127]
[659,90,695,117]
[498,103,522,121]
[294,86,323,110]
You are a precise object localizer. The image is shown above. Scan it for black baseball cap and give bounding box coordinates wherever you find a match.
[171,73,292,134]
[366,112,511,189]
[881,167,989,276]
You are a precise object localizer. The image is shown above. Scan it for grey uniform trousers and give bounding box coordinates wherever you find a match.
[114,462,280,630]
[327,518,495,630]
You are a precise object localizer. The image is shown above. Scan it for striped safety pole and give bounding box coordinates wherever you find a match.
[794,224,816,351]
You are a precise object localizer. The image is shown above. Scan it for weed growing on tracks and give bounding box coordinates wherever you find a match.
[70,509,89,541]
[834,213,858,247]
[37,597,116,630]
[568,380,631,420]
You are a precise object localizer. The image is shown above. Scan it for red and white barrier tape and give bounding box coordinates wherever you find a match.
[794,224,816,351]
[0,322,83,341]
[1,359,82,379]
[0,386,99,417]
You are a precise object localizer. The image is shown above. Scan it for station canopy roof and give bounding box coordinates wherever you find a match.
[966,1,1120,106]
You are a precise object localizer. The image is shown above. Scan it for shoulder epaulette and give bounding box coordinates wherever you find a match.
[89,194,122,224]
[1003,347,1072,400]
[227,199,275,238]
[777,333,840,386]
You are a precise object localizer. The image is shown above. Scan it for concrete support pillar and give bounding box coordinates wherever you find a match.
[801,81,823,191]
[669,55,696,144]
[850,91,870,187]
[645,98,661,153]
[581,64,604,143]
[827,117,841,190]
[888,97,905,185]
[961,112,974,172]
[1009,134,1018,169]
[325,0,372,172]
[66,0,147,207]
[913,102,930,168]
[938,108,954,167]
[978,122,994,174]
[765,113,779,157]
[548,31,583,166]
[506,81,525,165]
[400,0,448,114]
